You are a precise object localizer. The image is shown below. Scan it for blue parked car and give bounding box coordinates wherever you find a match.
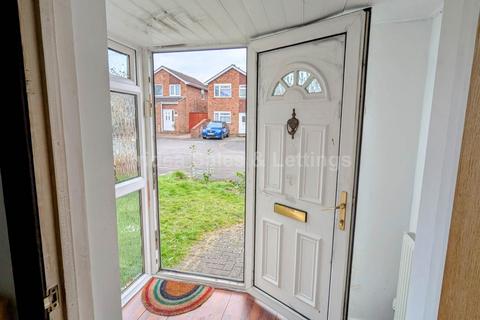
[202,121,229,139]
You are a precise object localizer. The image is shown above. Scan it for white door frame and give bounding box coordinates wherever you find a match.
[244,10,370,319]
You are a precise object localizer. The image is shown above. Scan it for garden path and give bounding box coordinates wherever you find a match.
[175,224,244,281]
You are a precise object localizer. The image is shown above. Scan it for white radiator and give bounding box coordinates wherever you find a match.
[393,232,415,320]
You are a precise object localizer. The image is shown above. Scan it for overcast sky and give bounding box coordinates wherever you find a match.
[153,48,246,83]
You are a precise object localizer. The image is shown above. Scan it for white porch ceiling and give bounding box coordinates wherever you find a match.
[105,0,443,49]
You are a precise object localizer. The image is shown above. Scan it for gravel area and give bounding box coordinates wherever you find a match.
[157,136,245,180]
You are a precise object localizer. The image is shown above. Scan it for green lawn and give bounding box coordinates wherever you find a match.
[159,172,245,268]
[115,172,245,289]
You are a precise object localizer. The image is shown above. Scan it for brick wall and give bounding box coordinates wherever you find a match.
[207,68,246,135]
[154,69,185,97]
[186,86,207,113]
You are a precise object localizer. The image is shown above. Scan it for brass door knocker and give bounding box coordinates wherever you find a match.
[287,108,299,139]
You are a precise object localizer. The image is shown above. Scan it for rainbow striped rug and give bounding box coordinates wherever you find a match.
[141,278,214,316]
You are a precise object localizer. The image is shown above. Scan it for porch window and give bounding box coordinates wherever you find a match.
[239,85,246,99]
[108,40,148,292]
[107,40,136,83]
[155,84,163,97]
[214,83,232,97]
[108,49,129,79]
[169,84,181,96]
[111,92,140,183]
[115,191,143,289]
[214,111,232,123]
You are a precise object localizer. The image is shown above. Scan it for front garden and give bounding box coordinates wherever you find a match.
[116,171,245,288]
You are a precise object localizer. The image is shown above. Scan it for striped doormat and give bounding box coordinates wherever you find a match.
[141,278,214,316]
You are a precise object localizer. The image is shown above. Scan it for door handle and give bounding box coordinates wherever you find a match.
[325,191,347,231]
[336,191,347,231]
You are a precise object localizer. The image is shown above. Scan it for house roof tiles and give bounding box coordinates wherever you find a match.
[154,66,208,90]
[205,64,246,84]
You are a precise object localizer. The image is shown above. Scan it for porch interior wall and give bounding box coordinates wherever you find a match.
[348,4,442,319]
[71,0,122,317]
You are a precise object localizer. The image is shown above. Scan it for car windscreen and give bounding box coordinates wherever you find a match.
[206,122,223,129]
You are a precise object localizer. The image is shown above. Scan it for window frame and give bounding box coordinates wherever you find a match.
[214,83,232,98]
[108,40,137,84]
[214,111,232,123]
[239,84,247,99]
[110,90,141,184]
[108,40,153,300]
[169,84,181,96]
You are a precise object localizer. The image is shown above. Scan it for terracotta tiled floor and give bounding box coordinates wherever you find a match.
[122,284,278,320]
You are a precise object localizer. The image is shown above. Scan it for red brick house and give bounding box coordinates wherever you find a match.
[154,66,208,134]
[205,65,246,136]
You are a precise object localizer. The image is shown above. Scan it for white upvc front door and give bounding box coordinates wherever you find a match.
[239,112,246,135]
[162,109,174,131]
[248,10,368,319]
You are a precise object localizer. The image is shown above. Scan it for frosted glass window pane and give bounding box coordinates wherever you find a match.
[110,92,139,183]
[273,82,286,96]
[298,70,311,86]
[306,78,322,93]
[282,72,295,87]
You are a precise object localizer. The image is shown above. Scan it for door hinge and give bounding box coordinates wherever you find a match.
[155,230,159,250]
[152,159,158,189]
[44,285,59,314]
[144,99,153,118]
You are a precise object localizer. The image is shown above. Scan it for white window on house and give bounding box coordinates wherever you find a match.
[214,111,232,123]
[169,84,181,96]
[214,83,232,98]
[239,85,246,99]
[155,84,163,97]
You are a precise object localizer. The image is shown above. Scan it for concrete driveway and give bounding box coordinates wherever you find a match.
[156,136,245,180]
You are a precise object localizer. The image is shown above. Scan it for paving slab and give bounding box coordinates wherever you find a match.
[174,224,244,281]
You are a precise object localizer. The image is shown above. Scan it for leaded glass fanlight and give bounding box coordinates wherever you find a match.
[272,69,325,97]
